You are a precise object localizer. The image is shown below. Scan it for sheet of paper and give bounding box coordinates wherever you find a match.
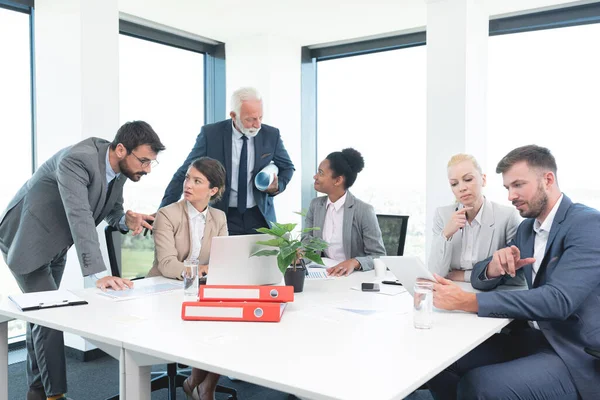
[98,281,181,300]
[306,267,334,280]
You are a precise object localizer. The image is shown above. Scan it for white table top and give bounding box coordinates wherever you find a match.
[0,272,513,400]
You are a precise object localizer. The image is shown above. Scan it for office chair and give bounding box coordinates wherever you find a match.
[375,214,409,256]
[104,226,237,400]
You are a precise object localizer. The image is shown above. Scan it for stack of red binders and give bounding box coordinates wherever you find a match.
[181,285,294,322]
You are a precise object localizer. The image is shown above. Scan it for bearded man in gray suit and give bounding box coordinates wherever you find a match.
[0,120,165,400]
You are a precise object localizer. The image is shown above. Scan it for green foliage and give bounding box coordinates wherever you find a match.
[250,218,328,274]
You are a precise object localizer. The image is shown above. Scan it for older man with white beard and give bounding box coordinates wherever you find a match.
[160,87,295,235]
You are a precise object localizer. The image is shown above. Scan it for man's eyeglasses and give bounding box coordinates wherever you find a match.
[130,151,159,168]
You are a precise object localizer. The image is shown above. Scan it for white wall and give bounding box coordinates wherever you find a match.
[34,0,119,352]
[226,35,303,226]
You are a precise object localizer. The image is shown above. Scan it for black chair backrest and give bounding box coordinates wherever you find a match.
[376,214,409,256]
[104,225,151,280]
[104,225,122,277]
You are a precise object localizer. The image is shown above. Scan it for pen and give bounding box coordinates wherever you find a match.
[456,205,463,232]
[382,280,403,286]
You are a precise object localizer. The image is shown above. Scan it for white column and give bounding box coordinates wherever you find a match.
[425,0,488,256]
[226,35,303,227]
[34,0,119,352]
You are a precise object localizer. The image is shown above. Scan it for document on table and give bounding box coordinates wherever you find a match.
[98,281,181,300]
[305,257,339,280]
[9,290,87,311]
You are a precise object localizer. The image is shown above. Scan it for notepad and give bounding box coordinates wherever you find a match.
[9,290,88,312]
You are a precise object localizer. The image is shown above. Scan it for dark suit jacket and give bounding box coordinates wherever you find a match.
[0,138,127,276]
[160,119,295,224]
[471,195,600,400]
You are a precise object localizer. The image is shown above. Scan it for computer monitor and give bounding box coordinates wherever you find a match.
[207,234,283,286]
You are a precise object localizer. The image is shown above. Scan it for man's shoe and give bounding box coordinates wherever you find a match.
[26,387,46,400]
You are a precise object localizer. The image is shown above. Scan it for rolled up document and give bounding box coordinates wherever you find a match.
[254,162,279,191]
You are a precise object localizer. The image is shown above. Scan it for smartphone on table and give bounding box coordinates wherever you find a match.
[361,282,380,292]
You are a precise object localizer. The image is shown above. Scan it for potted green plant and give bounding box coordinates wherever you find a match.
[251,218,328,293]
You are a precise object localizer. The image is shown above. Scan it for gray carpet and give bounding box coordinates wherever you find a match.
[8,352,433,399]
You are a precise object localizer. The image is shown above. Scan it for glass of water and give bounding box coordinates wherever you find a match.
[183,258,199,299]
[413,281,434,329]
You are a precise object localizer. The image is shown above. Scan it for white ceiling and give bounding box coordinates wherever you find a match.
[118,0,598,46]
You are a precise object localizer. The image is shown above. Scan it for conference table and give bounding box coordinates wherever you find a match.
[0,270,514,400]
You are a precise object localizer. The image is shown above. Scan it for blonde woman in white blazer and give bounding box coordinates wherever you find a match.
[428,154,521,282]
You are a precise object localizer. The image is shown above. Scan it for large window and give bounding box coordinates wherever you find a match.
[486,23,600,210]
[316,47,427,257]
[119,33,205,279]
[0,4,33,340]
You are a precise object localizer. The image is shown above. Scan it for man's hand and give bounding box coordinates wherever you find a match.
[432,274,478,312]
[487,245,535,279]
[326,259,359,277]
[265,174,279,194]
[125,210,155,236]
[446,269,466,282]
[96,276,134,291]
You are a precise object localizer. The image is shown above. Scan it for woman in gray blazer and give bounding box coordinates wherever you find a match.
[305,148,386,277]
[428,154,521,282]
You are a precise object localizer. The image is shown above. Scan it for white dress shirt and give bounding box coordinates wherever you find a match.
[529,194,564,329]
[228,122,257,209]
[187,201,208,260]
[323,193,347,262]
[459,202,484,281]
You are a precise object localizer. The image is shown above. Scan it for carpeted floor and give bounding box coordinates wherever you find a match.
[8,352,433,399]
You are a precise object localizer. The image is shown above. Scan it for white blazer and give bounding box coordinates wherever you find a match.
[428,197,521,280]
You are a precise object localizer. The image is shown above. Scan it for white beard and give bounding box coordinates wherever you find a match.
[235,116,261,137]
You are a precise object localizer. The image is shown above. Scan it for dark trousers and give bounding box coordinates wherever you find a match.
[427,328,580,400]
[227,206,268,235]
[10,248,69,397]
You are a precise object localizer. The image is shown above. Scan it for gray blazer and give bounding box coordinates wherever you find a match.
[0,138,126,276]
[428,197,522,281]
[304,191,386,271]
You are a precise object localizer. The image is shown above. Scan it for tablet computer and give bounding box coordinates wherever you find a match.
[380,256,436,296]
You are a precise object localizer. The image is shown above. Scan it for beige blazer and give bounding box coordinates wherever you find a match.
[147,200,228,279]
[428,197,522,281]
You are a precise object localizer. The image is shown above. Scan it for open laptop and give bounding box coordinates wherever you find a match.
[206,234,283,285]
[381,256,436,295]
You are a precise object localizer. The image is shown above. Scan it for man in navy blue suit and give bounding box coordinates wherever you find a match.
[427,145,600,400]
[160,87,295,235]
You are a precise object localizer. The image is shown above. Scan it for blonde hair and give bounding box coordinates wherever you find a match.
[447,153,483,175]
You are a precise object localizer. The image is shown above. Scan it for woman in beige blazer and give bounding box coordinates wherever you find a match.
[428,154,522,282]
[147,157,227,400]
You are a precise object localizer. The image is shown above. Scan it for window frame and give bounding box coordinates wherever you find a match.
[1,0,35,345]
[119,19,226,124]
[301,2,600,222]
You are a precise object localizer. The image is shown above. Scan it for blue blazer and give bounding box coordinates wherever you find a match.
[471,195,600,400]
[160,119,295,224]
